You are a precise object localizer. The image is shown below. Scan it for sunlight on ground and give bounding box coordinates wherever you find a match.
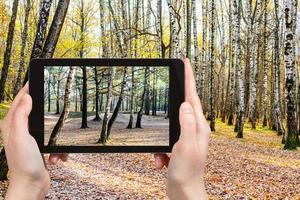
[243,153,300,170]
[213,119,284,149]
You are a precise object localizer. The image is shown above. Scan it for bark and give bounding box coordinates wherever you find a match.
[167,0,180,58]
[93,67,101,121]
[283,0,299,149]
[192,0,200,93]
[23,0,53,84]
[13,0,31,98]
[47,71,51,112]
[186,0,191,58]
[0,0,19,102]
[55,79,60,114]
[127,0,139,129]
[41,0,70,58]
[48,67,75,146]
[105,0,129,139]
[234,0,244,138]
[199,0,207,100]
[136,67,149,128]
[209,0,216,132]
[244,0,253,118]
[81,66,88,128]
[248,0,261,129]
[0,149,8,180]
[227,0,235,126]
[98,68,115,144]
[107,68,129,139]
[262,0,269,127]
[273,0,285,135]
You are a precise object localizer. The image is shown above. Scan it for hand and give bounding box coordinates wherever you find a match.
[1,83,66,200]
[154,59,210,200]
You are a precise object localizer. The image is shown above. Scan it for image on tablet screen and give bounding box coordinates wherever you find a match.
[44,66,169,146]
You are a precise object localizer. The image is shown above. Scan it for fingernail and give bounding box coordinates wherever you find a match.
[182,103,192,113]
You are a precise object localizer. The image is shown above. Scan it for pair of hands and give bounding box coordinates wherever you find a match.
[1,59,210,200]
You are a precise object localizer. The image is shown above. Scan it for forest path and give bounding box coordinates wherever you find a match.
[44,113,169,146]
[1,120,300,199]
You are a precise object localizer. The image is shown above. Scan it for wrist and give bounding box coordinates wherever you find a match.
[5,176,50,200]
[167,182,208,200]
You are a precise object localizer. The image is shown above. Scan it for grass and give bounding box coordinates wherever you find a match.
[0,103,9,120]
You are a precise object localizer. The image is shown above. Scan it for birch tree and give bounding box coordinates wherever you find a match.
[262,0,269,127]
[248,0,262,129]
[272,0,285,135]
[234,0,244,138]
[192,0,200,92]
[48,67,75,146]
[199,0,207,100]
[23,0,53,83]
[209,0,216,131]
[283,0,300,149]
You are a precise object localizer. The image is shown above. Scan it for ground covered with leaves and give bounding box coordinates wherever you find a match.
[1,119,300,199]
[44,113,169,146]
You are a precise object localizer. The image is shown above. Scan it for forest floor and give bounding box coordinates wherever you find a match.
[1,118,300,199]
[44,112,169,146]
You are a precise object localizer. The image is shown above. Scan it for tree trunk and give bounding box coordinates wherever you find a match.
[93,67,101,121]
[107,68,129,139]
[47,71,51,112]
[199,0,207,100]
[273,0,285,135]
[283,0,299,149]
[13,0,31,98]
[167,0,180,58]
[0,149,8,180]
[234,0,244,138]
[48,67,75,146]
[209,0,216,132]
[23,0,53,84]
[41,0,70,58]
[127,0,139,129]
[227,0,235,126]
[262,0,269,127]
[136,67,149,128]
[0,0,19,102]
[55,79,60,114]
[98,68,115,144]
[248,0,261,129]
[186,0,191,59]
[81,66,88,128]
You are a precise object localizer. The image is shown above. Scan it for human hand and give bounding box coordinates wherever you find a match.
[154,59,210,200]
[1,83,66,200]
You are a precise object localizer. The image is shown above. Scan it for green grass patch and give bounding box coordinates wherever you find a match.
[0,103,10,120]
[68,111,96,118]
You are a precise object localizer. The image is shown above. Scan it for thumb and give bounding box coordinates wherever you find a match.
[179,102,197,142]
[12,93,32,134]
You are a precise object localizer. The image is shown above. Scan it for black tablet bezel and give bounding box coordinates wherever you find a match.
[29,58,184,153]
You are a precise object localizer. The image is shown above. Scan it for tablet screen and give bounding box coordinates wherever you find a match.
[43,66,170,146]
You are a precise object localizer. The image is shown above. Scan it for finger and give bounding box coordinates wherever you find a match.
[48,154,59,165]
[12,93,32,134]
[22,82,29,94]
[154,154,170,169]
[48,153,68,164]
[5,83,30,120]
[183,58,206,130]
[179,102,197,142]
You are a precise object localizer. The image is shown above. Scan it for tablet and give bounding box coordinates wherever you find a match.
[29,58,184,153]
